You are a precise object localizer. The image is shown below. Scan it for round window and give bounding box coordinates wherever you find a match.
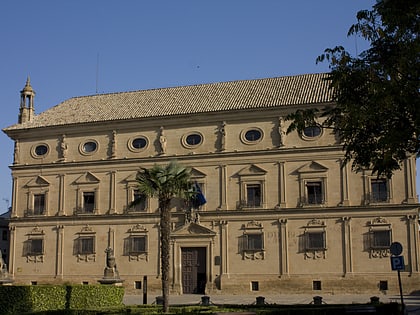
[132,137,147,149]
[241,128,263,145]
[83,141,97,153]
[35,144,48,156]
[186,134,202,146]
[303,125,322,138]
[182,132,204,149]
[245,129,262,142]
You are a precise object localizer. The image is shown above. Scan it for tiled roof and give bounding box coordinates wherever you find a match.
[4,73,333,131]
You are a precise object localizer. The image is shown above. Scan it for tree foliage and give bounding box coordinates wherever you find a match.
[287,0,420,177]
[135,161,192,313]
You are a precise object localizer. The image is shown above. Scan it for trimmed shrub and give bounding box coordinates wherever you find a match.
[0,285,66,314]
[66,285,124,310]
[0,284,124,314]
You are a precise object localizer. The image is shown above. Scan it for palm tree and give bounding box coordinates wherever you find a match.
[134,161,192,313]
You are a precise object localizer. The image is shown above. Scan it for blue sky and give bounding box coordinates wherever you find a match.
[1,0,403,212]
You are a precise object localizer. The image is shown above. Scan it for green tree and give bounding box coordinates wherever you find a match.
[287,0,420,177]
[134,161,192,313]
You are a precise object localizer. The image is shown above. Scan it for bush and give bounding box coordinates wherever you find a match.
[66,285,124,310]
[0,284,124,314]
[0,285,66,314]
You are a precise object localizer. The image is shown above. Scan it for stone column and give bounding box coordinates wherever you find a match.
[220,220,229,277]
[171,239,178,291]
[404,157,417,203]
[277,162,286,208]
[55,225,64,278]
[278,219,289,277]
[340,160,350,206]
[109,171,116,214]
[341,217,353,275]
[11,177,18,218]
[406,214,419,274]
[9,226,16,277]
[58,174,65,216]
[218,165,227,210]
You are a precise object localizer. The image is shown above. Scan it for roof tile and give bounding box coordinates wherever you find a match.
[4,73,333,131]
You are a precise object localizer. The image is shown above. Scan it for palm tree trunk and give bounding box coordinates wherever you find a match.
[160,198,171,313]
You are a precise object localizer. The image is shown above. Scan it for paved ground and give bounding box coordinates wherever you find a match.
[124,293,420,314]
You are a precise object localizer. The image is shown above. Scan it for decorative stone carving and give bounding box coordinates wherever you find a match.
[159,126,167,155]
[99,247,123,284]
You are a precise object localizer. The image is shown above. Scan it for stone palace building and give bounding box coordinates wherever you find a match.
[2,74,419,295]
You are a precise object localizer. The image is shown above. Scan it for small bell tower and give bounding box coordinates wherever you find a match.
[18,76,35,123]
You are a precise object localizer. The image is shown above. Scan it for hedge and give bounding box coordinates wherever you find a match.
[0,284,124,314]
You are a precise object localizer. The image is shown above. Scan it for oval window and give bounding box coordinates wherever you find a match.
[303,125,322,138]
[83,141,97,153]
[35,145,48,156]
[245,129,262,142]
[186,134,202,146]
[132,137,147,149]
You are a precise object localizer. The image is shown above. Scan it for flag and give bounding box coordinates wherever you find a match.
[191,182,206,208]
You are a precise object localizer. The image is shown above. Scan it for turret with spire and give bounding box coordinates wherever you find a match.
[18,77,35,124]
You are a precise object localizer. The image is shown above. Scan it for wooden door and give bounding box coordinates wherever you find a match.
[181,247,206,294]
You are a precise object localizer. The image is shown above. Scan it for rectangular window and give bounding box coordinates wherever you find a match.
[379,280,388,291]
[371,179,388,202]
[313,281,322,290]
[130,236,147,254]
[2,230,7,241]
[306,232,325,250]
[246,234,263,251]
[306,182,323,204]
[83,192,95,213]
[371,230,391,249]
[251,281,259,291]
[79,237,95,254]
[30,239,44,255]
[132,190,146,211]
[246,184,261,207]
[33,194,45,215]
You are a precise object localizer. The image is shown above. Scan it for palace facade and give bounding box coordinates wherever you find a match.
[3,74,419,295]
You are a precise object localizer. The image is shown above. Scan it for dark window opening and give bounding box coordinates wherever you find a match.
[135,281,142,290]
[83,192,95,213]
[246,184,261,207]
[83,141,97,153]
[303,126,321,138]
[246,234,263,251]
[306,182,323,204]
[379,280,388,291]
[30,239,44,255]
[186,134,202,146]
[245,129,262,142]
[79,237,95,255]
[132,138,147,149]
[371,230,391,249]
[131,236,146,254]
[132,190,146,211]
[313,280,322,290]
[251,281,259,291]
[371,179,388,202]
[34,194,45,215]
[307,232,325,250]
[35,145,48,156]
